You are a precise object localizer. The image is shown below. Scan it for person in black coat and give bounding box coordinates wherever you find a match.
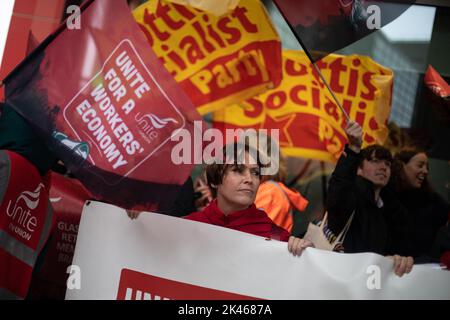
[326,121,413,277]
[391,148,449,264]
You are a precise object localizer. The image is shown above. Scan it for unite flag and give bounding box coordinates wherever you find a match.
[3,0,202,211]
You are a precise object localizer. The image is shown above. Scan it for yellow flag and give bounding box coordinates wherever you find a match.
[133,0,282,115]
[213,51,394,163]
[165,0,240,16]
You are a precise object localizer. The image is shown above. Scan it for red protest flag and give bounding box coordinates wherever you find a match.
[423,65,450,130]
[425,65,450,99]
[3,0,203,211]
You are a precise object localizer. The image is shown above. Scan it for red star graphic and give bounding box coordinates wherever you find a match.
[260,113,296,147]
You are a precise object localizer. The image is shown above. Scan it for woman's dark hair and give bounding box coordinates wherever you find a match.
[205,141,267,197]
[392,148,432,193]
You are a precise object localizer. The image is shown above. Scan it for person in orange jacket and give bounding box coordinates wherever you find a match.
[254,152,308,233]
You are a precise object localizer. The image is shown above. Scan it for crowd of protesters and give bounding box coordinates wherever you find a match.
[1,94,449,300]
[141,119,448,277]
[0,0,449,299]
[185,121,449,276]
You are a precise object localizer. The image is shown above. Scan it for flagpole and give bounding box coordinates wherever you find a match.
[311,62,350,122]
[270,0,351,123]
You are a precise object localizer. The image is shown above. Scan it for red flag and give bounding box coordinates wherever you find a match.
[425,65,450,99]
[3,0,202,211]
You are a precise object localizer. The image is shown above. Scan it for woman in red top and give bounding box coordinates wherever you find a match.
[184,142,313,257]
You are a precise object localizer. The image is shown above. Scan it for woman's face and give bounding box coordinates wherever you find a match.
[216,152,261,214]
[402,153,429,189]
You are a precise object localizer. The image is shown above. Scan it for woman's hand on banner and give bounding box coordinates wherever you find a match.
[288,236,314,257]
[126,210,141,220]
[387,255,414,277]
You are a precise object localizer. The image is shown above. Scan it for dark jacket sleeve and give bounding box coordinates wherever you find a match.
[440,224,450,254]
[168,176,197,217]
[382,189,412,256]
[326,145,361,235]
[432,192,450,228]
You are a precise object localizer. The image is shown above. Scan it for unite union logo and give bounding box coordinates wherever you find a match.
[16,183,45,210]
[6,183,46,240]
[144,113,178,129]
[135,113,179,143]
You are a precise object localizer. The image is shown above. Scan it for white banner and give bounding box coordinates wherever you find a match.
[66,201,450,300]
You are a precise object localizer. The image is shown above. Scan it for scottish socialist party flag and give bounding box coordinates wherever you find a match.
[3,0,202,211]
[272,0,415,62]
